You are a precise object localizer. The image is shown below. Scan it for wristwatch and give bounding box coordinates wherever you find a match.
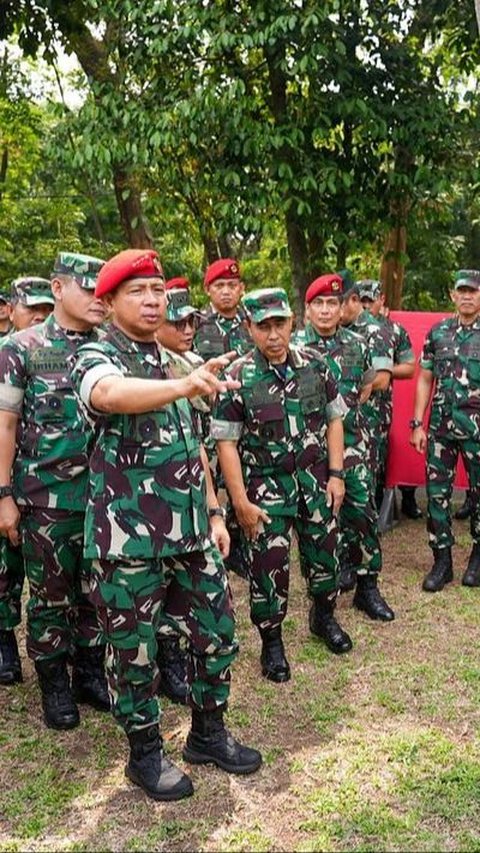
[328,469,345,480]
[0,485,13,499]
[208,507,227,520]
[409,418,423,430]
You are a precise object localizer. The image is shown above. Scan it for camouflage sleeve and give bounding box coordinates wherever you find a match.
[0,340,26,414]
[419,326,435,371]
[210,387,245,441]
[369,323,394,372]
[70,345,123,413]
[361,341,375,385]
[394,322,414,364]
[324,360,348,422]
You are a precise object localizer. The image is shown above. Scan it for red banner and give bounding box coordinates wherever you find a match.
[385,311,467,488]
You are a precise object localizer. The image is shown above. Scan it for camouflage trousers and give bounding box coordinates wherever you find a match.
[339,463,382,577]
[244,499,338,631]
[0,539,25,630]
[91,546,238,734]
[21,508,104,661]
[426,433,480,549]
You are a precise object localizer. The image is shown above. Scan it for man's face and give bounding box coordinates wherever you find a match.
[108,278,166,340]
[360,295,383,316]
[248,316,292,363]
[156,314,197,353]
[207,277,244,315]
[10,301,53,331]
[0,301,10,321]
[340,294,360,325]
[53,276,107,329]
[307,296,342,335]
[450,286,480,320]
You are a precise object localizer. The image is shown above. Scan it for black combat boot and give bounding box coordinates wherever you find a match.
[455,491,472,520]
[400,487,423,519]
[0,629,23,685]
[338,563,356,592]
[422,547,453,592]
[462,543,480,587]
[156,636,189,705]
[309,592,353,653]
[71,645,110,712]
[353,574,395,620]
[183,705,262,775]
[126,724,193,801]
[259,625,290,682]
[35,656,80,730]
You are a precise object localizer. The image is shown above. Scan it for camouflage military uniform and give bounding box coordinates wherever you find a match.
[211,343,346,629]
[420,315,480,550]
[71,325,238,734]
[346,309,395,484]
[0,313,104,661]
[301,324,382,578]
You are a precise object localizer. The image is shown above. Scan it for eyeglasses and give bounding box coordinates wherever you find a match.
[170,316,198,331]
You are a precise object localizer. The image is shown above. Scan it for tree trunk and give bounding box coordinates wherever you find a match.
[380,211,408,309]
[113,167,153,249]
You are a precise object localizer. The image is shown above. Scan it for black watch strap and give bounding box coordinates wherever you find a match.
[208,507,226,520]
[409,418,423,429]
[328,469,345,481]
[0,485,13,499]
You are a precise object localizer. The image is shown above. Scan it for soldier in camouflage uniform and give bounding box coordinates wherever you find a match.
[339,278,396,620]
[411,270,480,591]
[0,254,109,729]
[195,257,253,579]
[71,248,261,803]
[358,279,418,517]
[0,277,55,685]
[154,282,204,706]
[299,274,393,621]
[212,287,352,685]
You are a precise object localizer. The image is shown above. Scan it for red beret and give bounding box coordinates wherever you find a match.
[305,274,343,304]
[204,258,240,288]
[165,276,189,290]
[95,249,164,298]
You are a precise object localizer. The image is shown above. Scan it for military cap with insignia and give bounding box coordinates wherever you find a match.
[242,287,292,323]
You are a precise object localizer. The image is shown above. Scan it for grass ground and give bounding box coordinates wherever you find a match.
[1,497,480,852]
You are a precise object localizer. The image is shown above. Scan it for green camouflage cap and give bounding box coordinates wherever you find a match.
[52,252,105,290]
[242,287,292,323]
[10,277,55,307]
[165,288,198,323]
[454,270,480,290]
[0,291,8,304]
[356,279,382,300]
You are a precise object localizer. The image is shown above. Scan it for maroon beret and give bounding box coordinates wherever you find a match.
[204,258,240,288]
[166,276,189,290]
[305,274,343,303]
[95,249,164,298]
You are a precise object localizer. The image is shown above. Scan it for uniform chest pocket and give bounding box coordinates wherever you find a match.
[298,371,327,415]
[251,402,285,441]
[464,343,480,383]
[433,349,455,379]
[122,413,167,445]
[196,333,225,357]
[35,391,69,423]
[341,343,360,369]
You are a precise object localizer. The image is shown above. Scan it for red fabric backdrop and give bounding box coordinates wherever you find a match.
[385,310,467,488]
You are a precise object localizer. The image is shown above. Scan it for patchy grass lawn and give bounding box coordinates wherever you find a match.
[1,498,480,852]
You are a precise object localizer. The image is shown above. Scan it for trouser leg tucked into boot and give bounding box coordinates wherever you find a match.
[156,636,188,705]
[72,645,110,711]
[0,629,22,685]
[258,625,290,682]
[422,547,453,593]
[455,491,472,521]
[309,592,353,653]
[183,705,262,775]
[462,543,480,587]
[35,655,80,730]
[400,486,423,519]
[126,724,193,801]
[338,563,356,593]
[353,574,395,620]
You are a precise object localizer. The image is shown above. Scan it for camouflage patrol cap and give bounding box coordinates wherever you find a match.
[165,287,197,323]
[242,287,292,323]
[10,277,55,307]
[0,292,8,304]
[357,279,382,300]
[52,252,105,290]
[454,270,480,290]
